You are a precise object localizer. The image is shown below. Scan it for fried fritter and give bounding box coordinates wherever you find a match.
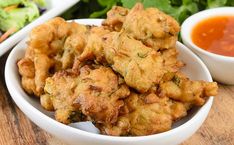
[102,6,129,32]
[98,76,217,136]
[41,70,81,124]
[72,65,130,124]
[42,64,130,124]
[103,3,180,50]
[78,26,110,63]
[122,3,180,51]
[159,72,218,105]
[161,47,184,72]
[79,3,182,93]
[98,92,189,136]
[80,31,182,93]
[18,17,88,96]
[102,32,165,93]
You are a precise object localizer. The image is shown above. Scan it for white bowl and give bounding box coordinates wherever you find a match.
[0,0,79,57]
[181,7,234,85]
[5,19,214,145]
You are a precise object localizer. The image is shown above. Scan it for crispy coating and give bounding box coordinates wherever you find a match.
[102,32,165,93]
[97,72,217,136]
[98,75,217,136]
[79,3,182,93]
[99,92,189,136]
[72,65,130,124]
[159,72,218,105]
[122,3,180,51]
[18,17,88,96]
[103,2,180,51]
[42,70,81,124]
[161,48,184,72]
[79,26,110,63]
[102,6,129,31]
[42,64,130,124]
[80,31,182,93]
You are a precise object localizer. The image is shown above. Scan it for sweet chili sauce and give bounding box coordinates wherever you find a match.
[192,16,234,57]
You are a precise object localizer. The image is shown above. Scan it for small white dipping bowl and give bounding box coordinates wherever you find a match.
[5,19,214,145]
[181,7,234,85]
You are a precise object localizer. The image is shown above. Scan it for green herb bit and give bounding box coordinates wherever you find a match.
[137,52,148,58]
[172,75,180,86]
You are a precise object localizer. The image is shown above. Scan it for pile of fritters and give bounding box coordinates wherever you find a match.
[17,3,218,136]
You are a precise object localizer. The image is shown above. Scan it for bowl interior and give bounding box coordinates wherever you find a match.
[5,19,213,138]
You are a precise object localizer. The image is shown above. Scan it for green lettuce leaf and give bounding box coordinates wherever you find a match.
[0,0,24,8]
[90,0,118,18]
[0,1,39,31]
[61,0,234,24]
[121,0,199,24]
[207,0,227,8]
[33,0,46,7]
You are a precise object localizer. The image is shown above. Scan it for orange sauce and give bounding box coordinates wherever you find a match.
[192,16,234,57]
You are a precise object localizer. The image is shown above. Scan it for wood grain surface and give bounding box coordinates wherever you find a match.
[0,52,233,145]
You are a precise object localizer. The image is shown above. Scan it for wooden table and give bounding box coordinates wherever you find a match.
[0,52,233,145]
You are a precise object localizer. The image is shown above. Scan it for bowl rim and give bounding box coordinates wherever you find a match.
[181,7,234,62]
[5,18,214,142]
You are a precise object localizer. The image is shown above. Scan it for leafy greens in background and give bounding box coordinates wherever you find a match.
[62,0,234,24]
[62,0,122,19]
